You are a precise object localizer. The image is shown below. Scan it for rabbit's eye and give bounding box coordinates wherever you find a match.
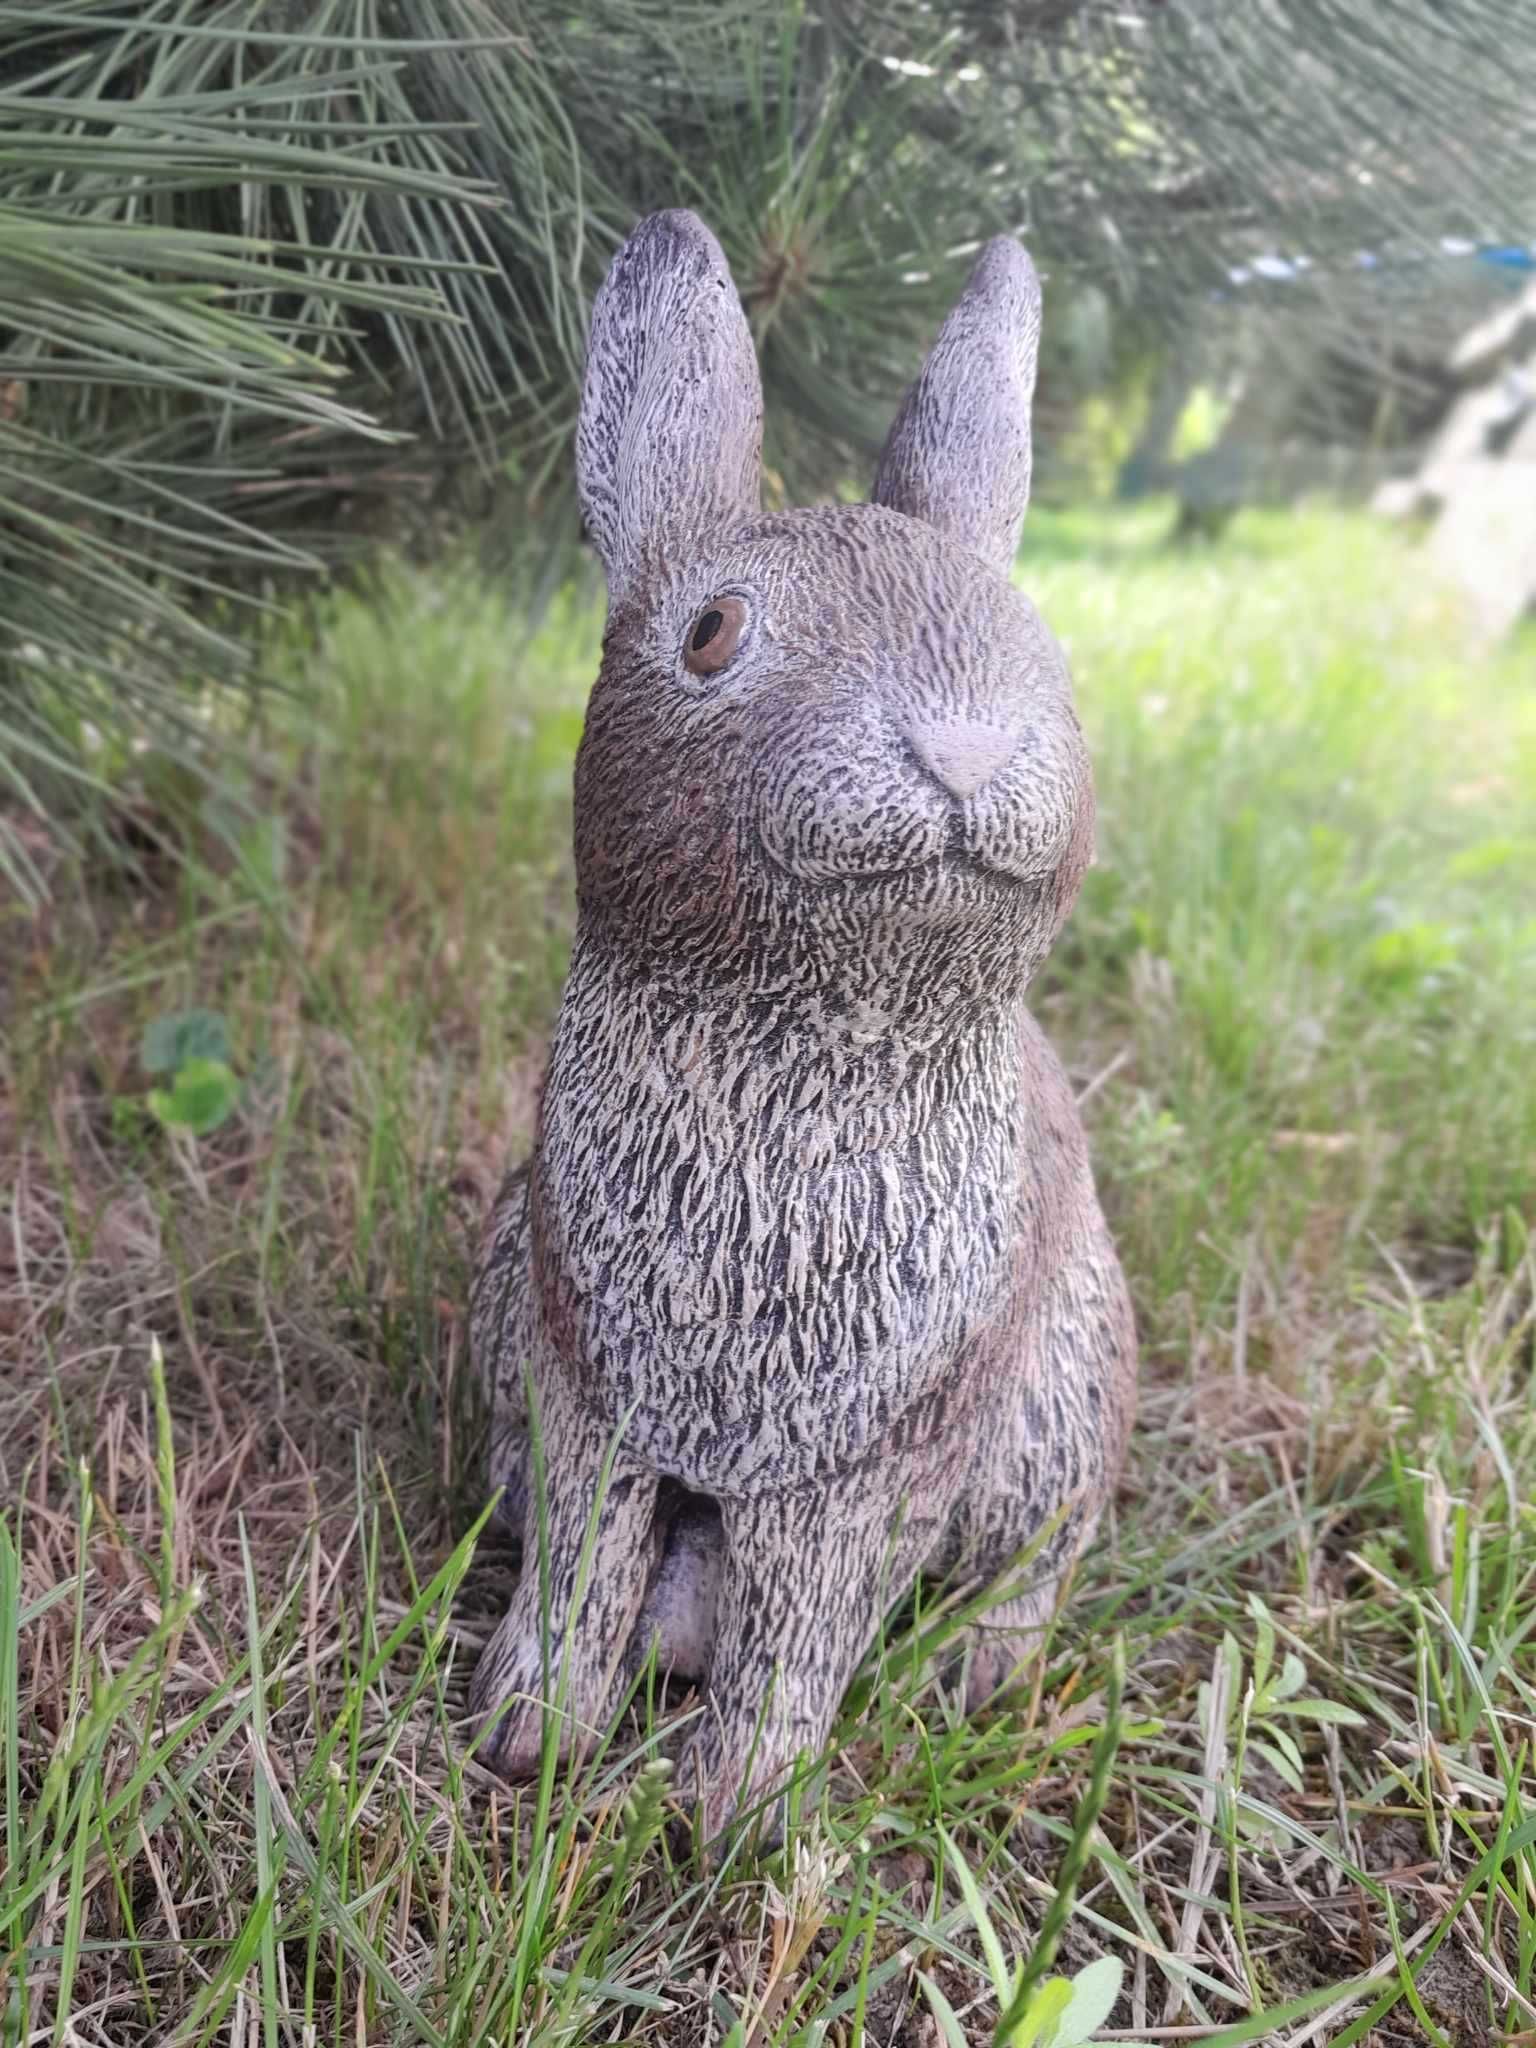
[683,594,747,675]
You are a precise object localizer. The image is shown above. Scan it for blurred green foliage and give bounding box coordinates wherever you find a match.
[2,0,1533,893]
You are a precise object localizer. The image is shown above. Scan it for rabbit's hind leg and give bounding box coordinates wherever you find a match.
[949,1213,1135,1710]
[470,1164,533,1533]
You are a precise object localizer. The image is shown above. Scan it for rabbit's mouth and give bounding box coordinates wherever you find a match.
[752,813,1030,895]
[749,721,1083,892]
[928,807,1036,890]
[941,803,1024,881]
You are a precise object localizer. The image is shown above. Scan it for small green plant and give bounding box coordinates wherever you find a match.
[921,1946,1146,2048]
[1213,1593,1366,1805]
[925,1949,1141,2048]
[1363,919,1462,989]
[920,1644,1151,2047]
[141,1007,241,1136]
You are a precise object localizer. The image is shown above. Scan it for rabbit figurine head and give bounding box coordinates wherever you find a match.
[574,212,1093,1028]
[468,210,1135,1850]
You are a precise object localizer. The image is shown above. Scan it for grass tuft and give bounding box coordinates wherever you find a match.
[2,506,1534,2042]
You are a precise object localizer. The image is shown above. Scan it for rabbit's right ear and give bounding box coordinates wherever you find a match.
[577,211,763,600]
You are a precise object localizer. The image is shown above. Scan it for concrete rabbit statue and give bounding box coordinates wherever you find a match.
[467,209,1136,1842]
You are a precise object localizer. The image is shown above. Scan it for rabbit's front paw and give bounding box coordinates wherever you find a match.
[467,1605,556,1779]
[674,1721,798,1855]
[466,1408,661,1781]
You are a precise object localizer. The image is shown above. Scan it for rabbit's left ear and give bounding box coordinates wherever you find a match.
[871,238,1041,575]
[578,211,763,600]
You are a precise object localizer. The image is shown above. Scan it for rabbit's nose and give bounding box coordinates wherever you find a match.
[909,718,1020,802]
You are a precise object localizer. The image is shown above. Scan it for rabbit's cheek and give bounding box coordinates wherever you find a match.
[577,762,743,940]
[960,729,1092,886]
[754,749,950,882]
[963,778,1077,883]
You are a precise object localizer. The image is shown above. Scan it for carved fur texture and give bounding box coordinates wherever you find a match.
[467,211,1137,1844]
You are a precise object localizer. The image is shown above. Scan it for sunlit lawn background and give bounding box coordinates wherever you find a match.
[3,505,1534,2045]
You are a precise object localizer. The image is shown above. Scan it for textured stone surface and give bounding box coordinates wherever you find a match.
[467,210,1137,1843]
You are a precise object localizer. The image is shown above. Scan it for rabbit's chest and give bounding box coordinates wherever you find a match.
[533,1018,1031,1493]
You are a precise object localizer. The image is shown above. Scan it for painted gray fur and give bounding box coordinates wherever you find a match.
[467,210,1136,1843]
